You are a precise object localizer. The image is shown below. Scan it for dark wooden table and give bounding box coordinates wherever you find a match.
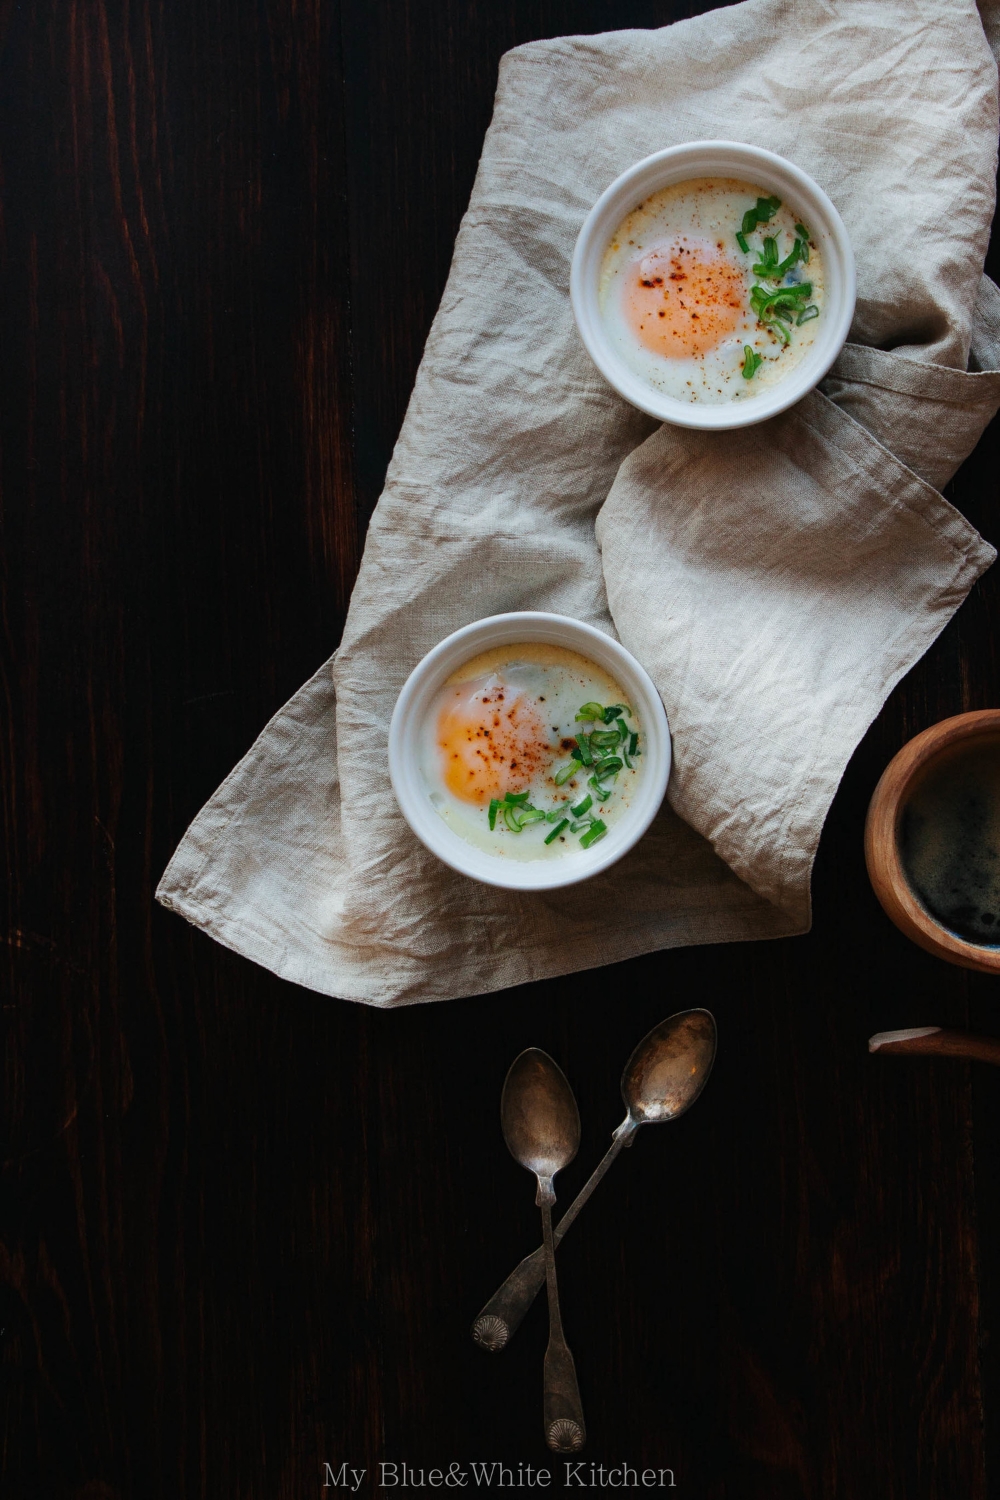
[4,3,1000,1496]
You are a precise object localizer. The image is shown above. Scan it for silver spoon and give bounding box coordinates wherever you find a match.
[501,1048,586,1454]
[475,1009,717,1353]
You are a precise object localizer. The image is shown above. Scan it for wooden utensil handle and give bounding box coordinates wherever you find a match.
[869,1027,1000,1066]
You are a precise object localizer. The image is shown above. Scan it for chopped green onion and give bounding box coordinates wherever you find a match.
[593,756,623,778]
[603,703,630,723]
[735,230,750,254]
[573,734,593,766]
[571,794,592,817]
[629,732,639,757]
[502,803,545,832]
[776,240,805,277]
[753,196,781,226]
[545,818,569,844]
[554,761,578,786]
[754,234,807,282]
[580,820,608,849]
[569,819,591,833]
[742,346,762,380]
[589,728,621,752]
[545,806,567,822]
[488,798,500,831]
[751,282,811,314]
[751,280,811,345]
[795,222,809,239]
[739,195,782,243]
[796,304,819,325]
[588,775,611,798]
[518,808,547,826]
[575,702,605,722]
[504,791,530,805]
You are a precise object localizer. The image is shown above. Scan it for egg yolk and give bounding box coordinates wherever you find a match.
[437,683,551,805]
[625,238,744,357]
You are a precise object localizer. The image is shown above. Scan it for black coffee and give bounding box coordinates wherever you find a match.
[900,736,1000,947]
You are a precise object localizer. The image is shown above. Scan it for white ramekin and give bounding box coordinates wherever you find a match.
[388,612,671,891]
[570,141,856,431]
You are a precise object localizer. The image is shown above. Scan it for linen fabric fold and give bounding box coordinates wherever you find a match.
[158,0,1000,1005]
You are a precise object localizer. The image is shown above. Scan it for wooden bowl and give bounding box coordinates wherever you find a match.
[865,710,1000,974]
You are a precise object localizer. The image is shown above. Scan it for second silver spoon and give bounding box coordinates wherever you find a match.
[475,1009,717,1352]
[501,1048,586,1453]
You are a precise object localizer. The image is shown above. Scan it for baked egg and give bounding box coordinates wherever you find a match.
[598,176,825,404]
[421,643,644,861]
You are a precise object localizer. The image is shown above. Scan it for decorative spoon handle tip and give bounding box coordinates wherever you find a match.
[547,1417,586,1454]
[471,1314,510,1351]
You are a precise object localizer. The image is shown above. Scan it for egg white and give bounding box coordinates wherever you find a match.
[598,176,826,405]
[419,644,644,862]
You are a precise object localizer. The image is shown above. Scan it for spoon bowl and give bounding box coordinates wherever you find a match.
[622,1008,717,1127]
[502,1048,581,1188]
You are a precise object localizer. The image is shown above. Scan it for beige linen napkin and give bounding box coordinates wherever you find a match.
[157,0,1000,1006]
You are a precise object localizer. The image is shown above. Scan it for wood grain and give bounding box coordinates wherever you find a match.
[1,2,999,1497]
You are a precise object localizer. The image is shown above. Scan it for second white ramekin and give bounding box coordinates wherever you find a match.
[570,140,856,431]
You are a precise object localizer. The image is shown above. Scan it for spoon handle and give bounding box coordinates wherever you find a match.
[470,1243,547,1351]
[540,1195,585,1453]
[472,1117,636,1351]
